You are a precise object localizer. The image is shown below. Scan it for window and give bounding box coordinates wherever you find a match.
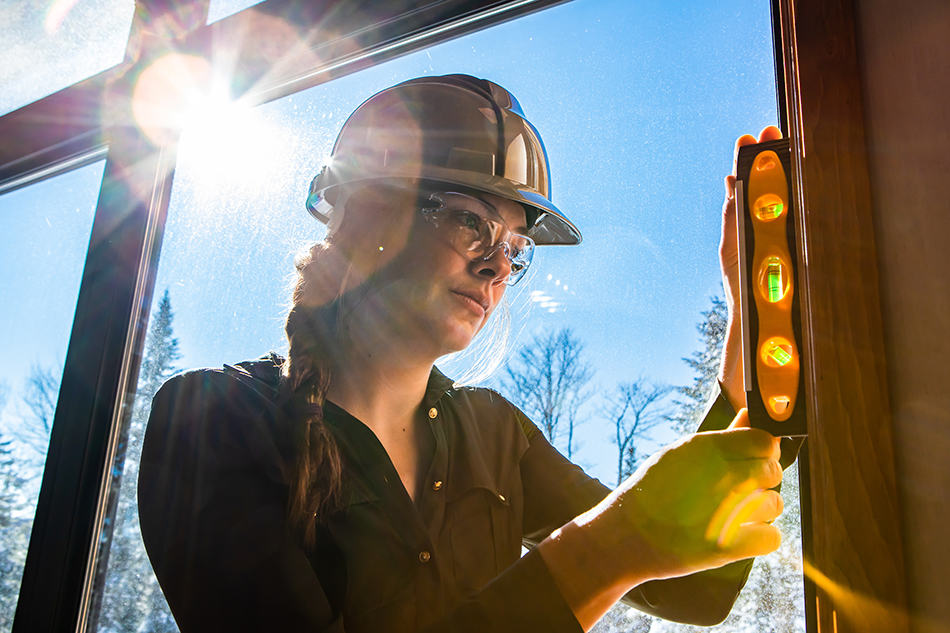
[0,1,133,115]
[0,161,103,631]
[83,1,804,631]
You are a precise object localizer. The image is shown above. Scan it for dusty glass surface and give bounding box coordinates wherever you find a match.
[0,161,103,631]
[89,1,805,631]
[0,2,134,115]
[207,0,264,23]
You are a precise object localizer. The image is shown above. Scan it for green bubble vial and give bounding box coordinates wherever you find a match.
[759,256,788,303]
[767,263,782,301]
[753,194,785,221]
[766,342,793,366]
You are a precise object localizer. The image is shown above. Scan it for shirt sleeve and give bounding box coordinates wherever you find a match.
[139,371,583,633]
[518,386,756,626]
[421,549,583,633]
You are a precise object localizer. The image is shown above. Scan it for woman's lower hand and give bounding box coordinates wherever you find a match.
[580,408,784,586]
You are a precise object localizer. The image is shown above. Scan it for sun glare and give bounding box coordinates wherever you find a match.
[177,96,283,193]
[131,53,288,200]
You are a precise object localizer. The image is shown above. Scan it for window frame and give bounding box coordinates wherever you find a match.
[0,1,907,632]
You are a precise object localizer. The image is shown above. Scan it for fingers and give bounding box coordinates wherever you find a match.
[733,133,758,155]
[732,134,758,175]
[732,127,784,176]
[716,410,781,459]
[716,490,783,548]
[744,489,784,523]
[723,522,782,558]
[712,430,780,463]
[758,125,783,142]
[743,455,783,490]
[704,468,782,542]
[705,478,757,542]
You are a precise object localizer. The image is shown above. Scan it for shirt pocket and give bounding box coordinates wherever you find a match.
[329,481,411,619]
[445,476,518,595]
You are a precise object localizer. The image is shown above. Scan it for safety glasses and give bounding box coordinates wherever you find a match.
[420,192,535,286]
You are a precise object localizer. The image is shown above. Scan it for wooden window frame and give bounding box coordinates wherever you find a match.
[779,1,909,631]
[0,1,908,632]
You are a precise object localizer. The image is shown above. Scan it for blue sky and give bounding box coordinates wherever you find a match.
[1,0,778,486]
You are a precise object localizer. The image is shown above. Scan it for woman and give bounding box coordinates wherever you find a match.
[138,74,784,632]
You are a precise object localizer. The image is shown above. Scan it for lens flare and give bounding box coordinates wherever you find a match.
[705,479,758,544]
[130,53,288,199]
[131,54,215,146]
[804,560,910,631]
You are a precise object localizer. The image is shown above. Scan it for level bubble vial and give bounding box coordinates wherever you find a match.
[753,193,785,221]
[761,337,794,367]
[768,395,791,415]
[754,155,778,172]
[758,256,790,303]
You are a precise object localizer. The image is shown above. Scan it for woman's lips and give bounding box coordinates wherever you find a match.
[450,290,487,317]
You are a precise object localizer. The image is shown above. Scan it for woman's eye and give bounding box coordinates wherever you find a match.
[452,210,483,232]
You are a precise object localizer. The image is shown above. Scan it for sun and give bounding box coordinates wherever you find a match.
[130,53,287,199]
[176,95,282,192]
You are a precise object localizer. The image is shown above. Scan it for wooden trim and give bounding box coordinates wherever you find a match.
[789,0,909,631]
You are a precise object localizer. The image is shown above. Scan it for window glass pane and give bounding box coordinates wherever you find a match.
[91,1,804,631]
[206,0,264,23]
[0,2,134,115]
[0,161,103,630]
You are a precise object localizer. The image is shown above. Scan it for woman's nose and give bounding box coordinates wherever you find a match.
[471,243,512,283]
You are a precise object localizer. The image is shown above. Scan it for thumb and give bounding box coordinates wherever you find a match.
[728,408,750,430]
[724,174,736,201]
[726,408,782,461]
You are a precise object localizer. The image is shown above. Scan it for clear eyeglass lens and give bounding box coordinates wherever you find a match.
[422,193,535,286]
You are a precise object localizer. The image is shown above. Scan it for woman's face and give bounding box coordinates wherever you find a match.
[340,185,529,359]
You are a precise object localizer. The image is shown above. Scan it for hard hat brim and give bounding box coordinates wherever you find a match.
[307,169,582,246]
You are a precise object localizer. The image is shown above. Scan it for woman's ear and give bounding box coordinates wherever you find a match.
[331,182,417,272]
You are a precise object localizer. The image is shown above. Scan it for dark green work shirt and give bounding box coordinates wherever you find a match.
[138,355,751,633]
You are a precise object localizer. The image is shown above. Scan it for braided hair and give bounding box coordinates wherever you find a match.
[282,241,346,548]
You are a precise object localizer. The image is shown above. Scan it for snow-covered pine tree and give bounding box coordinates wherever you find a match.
[670,296,727,435]
[92,289,182,632]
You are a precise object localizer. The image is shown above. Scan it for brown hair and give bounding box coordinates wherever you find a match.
[282,241,346,548]
[283,185,413,545]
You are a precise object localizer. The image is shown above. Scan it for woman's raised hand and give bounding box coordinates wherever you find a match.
[717,125,783,411]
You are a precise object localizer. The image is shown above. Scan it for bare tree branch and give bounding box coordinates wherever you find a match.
[502,328,593,458]
[19,364,60,456]
[606,377,671,486]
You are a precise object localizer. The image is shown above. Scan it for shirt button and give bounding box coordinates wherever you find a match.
[427,407,438,419]
[431,480,443,491]
[418,550,431,563]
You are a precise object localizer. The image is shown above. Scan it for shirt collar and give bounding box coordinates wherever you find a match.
[423,365,456,408]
